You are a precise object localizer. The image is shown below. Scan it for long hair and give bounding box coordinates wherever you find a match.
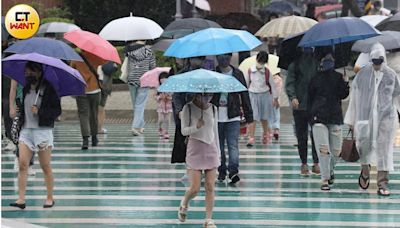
[23,61,44,95]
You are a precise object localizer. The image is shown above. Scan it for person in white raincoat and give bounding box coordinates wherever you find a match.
[344,43,400,196]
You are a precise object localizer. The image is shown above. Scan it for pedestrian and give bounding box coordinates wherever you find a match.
[97,61,118,134]
[125,40,156,136]
[285,47,320,176]
[9,61,61,209]
[368,0,392,16]
[212,53,253,184]
[308,53,350,191]
[344,43,400,196]
[245,51,279,146]
[156,72,173,139]
[270,73,283,140]
[70,51,104,150]
[178,93,219,228]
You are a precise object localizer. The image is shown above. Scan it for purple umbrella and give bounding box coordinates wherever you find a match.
[2,53,86,97]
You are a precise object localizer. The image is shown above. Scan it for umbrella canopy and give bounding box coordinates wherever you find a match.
[158,69,247,93]
[259,0,301,16]
[152,39,175,52]
[214,12,264,34]
[37,22,81,35]
[161,18,221,39]
[360,15,388,27]
[64,30,121,64]
[4,37,83,61]
[376,12,400,31]
[186,0,211,11]
[299,17,381,47]
[99,14,164,41]
[256,16,317,38]
[239,54,281,76]
[164,28,262,58]
[140,67,171,88]
[352,31,400,53]
[315,4,342,18]
[2,53,86,97]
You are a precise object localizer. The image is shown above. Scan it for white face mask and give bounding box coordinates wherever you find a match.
[256,63,264,70]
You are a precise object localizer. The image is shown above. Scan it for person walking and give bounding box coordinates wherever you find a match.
[178,93,220,228]
[212,53,253,184]
[345,43,400,196]
[71,51,104,150]
[9,61,61,209]
[308,53,350,191]
[245,51,279,146]
[285,47,320,176]
[125,41,156,136]
[155,72,173,139]
[270,73,283,140]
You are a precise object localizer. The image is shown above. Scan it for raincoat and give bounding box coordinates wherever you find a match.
[344,43,400,171]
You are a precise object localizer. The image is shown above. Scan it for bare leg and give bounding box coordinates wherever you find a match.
[261,120,270,135]
[98,106,105,133]
[248,122,256,139]
[204,169,217,220]
[16,143,33,204]
[38,145,54,205]
[181,169,202,208]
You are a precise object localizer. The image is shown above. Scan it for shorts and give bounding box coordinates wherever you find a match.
[19,128,54,152]
[99,92,109,107]
[249,91,273,122]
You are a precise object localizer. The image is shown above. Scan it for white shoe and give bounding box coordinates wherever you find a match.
[139,128,145,134]
[4,141,17,152]
[204,219,217,228]
[28,166,36,176]
[14,157,19,172]
[131,129,140,136]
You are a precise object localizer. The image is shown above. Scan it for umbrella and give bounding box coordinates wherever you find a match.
[164,28,262,58]
[2,53,86,97]
[186,0,211,11]
[239,54,281,76]
[4,37,83,61]
[298,17,381,47]
[259,1,301,16]
[64,30,121,64]
[37,22,81,35]
[376,12,400,31]
[99,13,163,41]
[152,39,175,52]
[161,18,221,39]
[140,67,171,88]
[360,15,388,27]
[352,31,400,53]
[314,4,342,19]
[256,16,318,39]
[158,69,247,93]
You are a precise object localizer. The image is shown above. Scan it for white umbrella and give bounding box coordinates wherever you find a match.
[37,22,81,34]
[360,15,388,27]
[186,0,211,11]
[99,13,163,41]
[256,16,317,39]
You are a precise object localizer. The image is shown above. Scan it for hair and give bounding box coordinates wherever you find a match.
[26,61,43,73]
[256,51,269,64]
[158,72,169,85]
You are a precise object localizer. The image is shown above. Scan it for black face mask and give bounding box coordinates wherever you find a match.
[25,76,38,85]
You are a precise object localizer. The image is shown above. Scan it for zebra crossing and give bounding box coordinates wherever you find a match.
[2,123,400,227]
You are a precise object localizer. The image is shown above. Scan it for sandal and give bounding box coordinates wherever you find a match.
[358,165,371,190]
[247,137,254,147]
[262,133,270,144]
[204,219,217,228]
[321,183,330,191]
[178,204,188,222]
[377,188,391,196]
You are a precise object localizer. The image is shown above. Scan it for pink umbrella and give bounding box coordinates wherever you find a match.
[64,30,121,64]
[140,67,171,88]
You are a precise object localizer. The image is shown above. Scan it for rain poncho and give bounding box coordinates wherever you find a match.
[344,43,400,171]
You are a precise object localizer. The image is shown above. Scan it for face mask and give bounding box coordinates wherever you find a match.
[200,95,213,105]
[25,76,38,85]
[322,60,335,71]
[256,63,264,70]
[217,56,231,68]
[372,58,384,65]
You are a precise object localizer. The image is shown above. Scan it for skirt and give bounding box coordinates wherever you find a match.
[186,137,220,171]
[249,91,273,122]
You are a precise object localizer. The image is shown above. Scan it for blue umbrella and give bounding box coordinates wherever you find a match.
[2,53,86,97]
[164,28,262,58]
[260,1,301,16]
[298,17,381,47]
[4,37,83,61]
[158,69,247,93]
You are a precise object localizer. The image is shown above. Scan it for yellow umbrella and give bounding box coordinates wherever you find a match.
[239,54,280,76]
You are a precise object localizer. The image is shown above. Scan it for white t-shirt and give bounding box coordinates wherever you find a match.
[245,66,278,98]
[218,68,241,122]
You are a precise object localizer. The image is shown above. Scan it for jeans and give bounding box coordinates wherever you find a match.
[76,93,100,137]
[129,85,149,129]
[218,121,240,175]
[270,107,280,129]
[293,110,318,164]
[312,124,342,181]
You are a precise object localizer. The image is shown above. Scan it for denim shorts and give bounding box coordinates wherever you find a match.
[19,128,54,152]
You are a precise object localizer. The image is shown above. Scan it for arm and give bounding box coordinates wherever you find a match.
[236,70,253,123]
[337,73,350,100]
[181,104,200,136]
[9,80,18,118]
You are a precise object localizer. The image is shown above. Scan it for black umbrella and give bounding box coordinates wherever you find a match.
[259,1,302,16]
[376,12,400,31]
[152,39,175,52]
[278,32,352,70]
[161,18,221,39]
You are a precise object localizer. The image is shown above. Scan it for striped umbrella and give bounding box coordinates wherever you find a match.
[256,16,318,39]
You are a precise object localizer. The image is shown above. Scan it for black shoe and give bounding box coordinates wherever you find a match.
[43,200,55,208]
[217,172,226,182]
[92,135,99,147]
[328,174,335,185]
[229,173,240,184]
[10,202,26,209]
[321,183,330,191]
[82,137,89,150]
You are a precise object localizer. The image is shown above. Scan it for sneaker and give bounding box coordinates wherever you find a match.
[14,157,19,172]
[312,164,321,175]
[246,137,254,147]
[273,129,280,140]
[4,141,17,152]
[217,172,226,182]
[229,173,240,184]
[159,128,163,136]
[300,164,310,176]
[204,219,217,228]
[28,166,35,176]
[92,135,99,147]
[132,128,140,136]
[163,133,170,139]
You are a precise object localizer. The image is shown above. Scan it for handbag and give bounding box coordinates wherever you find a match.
[340,129,360,162]
[119,57,128,83]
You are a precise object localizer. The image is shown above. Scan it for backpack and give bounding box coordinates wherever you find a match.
[248,67,272,94]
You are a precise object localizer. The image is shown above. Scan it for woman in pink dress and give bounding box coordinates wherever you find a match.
[155,72,173,139]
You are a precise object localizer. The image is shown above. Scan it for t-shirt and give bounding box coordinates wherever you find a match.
[218,68,241,122]
[24,89,42,129]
